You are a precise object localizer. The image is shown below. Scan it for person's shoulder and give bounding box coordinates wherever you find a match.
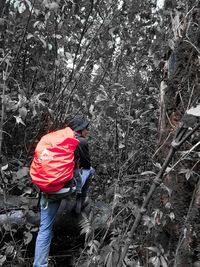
[78,136,88,145]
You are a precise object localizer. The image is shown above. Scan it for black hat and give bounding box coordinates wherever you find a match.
[68,117,89,131]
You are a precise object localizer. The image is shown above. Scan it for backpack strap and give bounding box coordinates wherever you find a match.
[37,189,42,208]
[39,171,82,205]
[47,178,76,201]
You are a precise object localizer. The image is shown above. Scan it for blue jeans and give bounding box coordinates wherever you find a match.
[80,167,93,197]
[33,167,93,267]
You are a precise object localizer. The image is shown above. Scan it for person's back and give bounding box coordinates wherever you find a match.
[75,134,91,169]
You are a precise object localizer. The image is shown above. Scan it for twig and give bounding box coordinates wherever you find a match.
[175,5,196,34]
[117,123,200,267]
[166,111,176,129]
[170,141,200,171]
[191,160,200,171]
[0,207,27,213]
[7,0,36,80]
[0,62,9,154]
[54,1,118,118]
[49,254,71,258]
[53,0,95,108]
[0,51,10,66]
[178,90,185,111]
[187,82,195,110]
[173,179,199,267]
[153,131,174,158]
[183,39,200,54]
[186,17,192,39]
[98,151,136,245]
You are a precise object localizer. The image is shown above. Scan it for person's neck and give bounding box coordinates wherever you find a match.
[76,132,84,138]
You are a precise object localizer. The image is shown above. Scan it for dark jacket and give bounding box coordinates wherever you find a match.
[75,135,91,169]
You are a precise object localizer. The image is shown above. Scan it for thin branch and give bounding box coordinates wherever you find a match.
[170,141,200,171]
[0,62,9,154]
[175,5,196,33]
[52,0,95,107]
[173,179,199,267]
[53,0,119,115]
[166,111,176,129]
[183,39,200,54]
[187,83,195,110]
[7,0,37,80]
[0,51,10,66]
[117,123,200,267]
[153,131,174,158]
[191,160,200,171]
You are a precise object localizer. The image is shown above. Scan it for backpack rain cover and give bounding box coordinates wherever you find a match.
[30,127,79,192]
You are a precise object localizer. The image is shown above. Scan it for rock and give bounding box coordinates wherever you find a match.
[0,195,111,235]
[193,261,200,267]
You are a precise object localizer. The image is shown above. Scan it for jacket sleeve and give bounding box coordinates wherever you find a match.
[75,138,91,169]
[74,147,80,168]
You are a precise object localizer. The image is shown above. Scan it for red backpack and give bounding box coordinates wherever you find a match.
[30,127,79,192]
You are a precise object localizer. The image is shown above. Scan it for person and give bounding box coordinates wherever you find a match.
[31,117,93,267]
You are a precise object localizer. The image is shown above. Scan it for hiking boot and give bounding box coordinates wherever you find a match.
[74,196,90,214]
